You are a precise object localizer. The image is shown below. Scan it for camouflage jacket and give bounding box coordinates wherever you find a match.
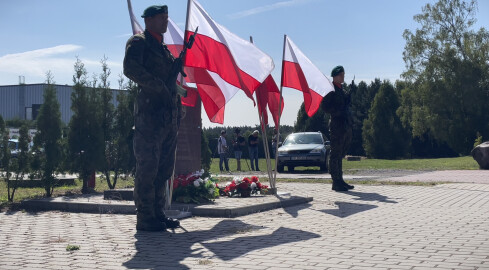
[321,83,352,126]
[123,30,178,113]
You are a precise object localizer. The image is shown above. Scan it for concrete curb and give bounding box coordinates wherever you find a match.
[20,194,313,218]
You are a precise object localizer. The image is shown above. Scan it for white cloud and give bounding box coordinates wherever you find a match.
[228,0,313,19]
[0,45,82,84]
[0,45,122,85]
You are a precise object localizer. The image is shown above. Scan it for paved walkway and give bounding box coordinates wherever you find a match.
[1,170,489,269]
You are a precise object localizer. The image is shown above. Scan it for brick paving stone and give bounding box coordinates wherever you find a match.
[1,174,489,269]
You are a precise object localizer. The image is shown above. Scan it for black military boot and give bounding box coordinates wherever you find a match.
[155,212,180,229]
[330,159,348,192]
[136,213,167,232]
[338,159,354,189]
[341,181,354,189]
[332,182,348,191]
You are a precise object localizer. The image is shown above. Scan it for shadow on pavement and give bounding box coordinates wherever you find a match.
[318,201,378,218]
[282,202,312,218]
[123,219,320,269]
[347,191,398,204]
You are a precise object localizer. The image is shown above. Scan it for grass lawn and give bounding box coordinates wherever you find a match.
[0,175,134,210]
[209,156,479,174]
[0,156,480,210]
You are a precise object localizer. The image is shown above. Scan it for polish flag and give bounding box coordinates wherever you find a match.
[165,18,228,121]
[126,0,198,107]
[184,0,275,122]
[126,0,143,34]
[255,75,283,127]
[281,35,334,117]
[164,18,199,107]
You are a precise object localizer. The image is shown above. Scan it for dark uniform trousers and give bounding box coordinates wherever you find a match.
[329,118,352,183]
[133,93,178,218]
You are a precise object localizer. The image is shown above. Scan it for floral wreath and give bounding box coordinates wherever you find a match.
[222,176,268,197]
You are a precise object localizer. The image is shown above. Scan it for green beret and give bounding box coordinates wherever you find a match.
[141,5,168,18]
[331,65,345,77]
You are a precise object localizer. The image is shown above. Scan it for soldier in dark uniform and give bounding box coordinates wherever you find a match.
[123,5,181,231]
[321,66,355,192]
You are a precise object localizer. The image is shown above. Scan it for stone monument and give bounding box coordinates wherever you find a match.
[471,141,489,169]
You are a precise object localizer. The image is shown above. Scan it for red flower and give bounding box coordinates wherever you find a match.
[256,182,262,189]
[239,182,249,190]
[251,176,259,183]
[242,177,251,184]
[229,182,237,191]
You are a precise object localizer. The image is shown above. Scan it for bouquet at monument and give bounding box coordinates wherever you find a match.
[172,170,219,203]
[222,176,268,197]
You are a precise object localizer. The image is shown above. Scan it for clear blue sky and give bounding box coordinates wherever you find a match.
[1,0,488,128]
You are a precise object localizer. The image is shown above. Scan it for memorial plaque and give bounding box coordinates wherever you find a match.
[175,97,202,175]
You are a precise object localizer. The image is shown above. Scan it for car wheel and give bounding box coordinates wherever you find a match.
[277,164,284,173]
[288,165,295,172]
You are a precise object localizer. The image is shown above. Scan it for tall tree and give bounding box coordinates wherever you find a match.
[363,81,410,159]
[97,56,118,189]
[349,79,382,156]
[0,115,5,168]
[68,57,104,193]
[8,125,30,201]
[34,72,63,197]
[294,103,330,138]
[401,0,489,154]
[108,80,137,188]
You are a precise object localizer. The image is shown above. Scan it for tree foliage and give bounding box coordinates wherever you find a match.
[363,81,410,159]
[68,57,104,193]
[34,72,64,197]
[401,0,489,155]
[8,125,30,201]
[294,103,329,138]
[349,79,381,155]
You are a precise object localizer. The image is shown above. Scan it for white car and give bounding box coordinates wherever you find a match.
[277,132,330,173]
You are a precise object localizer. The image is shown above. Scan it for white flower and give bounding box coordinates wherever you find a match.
[198,178,204,183]
[193,180,200,187]
[250,182,257,189]
[235,178,242,184]
[204,177,209,183]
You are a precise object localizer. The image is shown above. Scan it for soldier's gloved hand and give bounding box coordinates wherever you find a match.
[172,57,184,77]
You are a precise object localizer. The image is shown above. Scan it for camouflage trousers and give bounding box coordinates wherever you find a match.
[329,120,352,184]
[133,107,178,219]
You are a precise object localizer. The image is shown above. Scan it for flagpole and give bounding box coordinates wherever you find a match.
[272,34,287,190]
[250,36,273,183]
[167,0,194,211]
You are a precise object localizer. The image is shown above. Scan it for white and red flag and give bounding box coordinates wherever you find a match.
[281,35,334,117]
[184,0,275,123]
[126,0,198,107]
[255,75,283,127]
[126,0,143,34]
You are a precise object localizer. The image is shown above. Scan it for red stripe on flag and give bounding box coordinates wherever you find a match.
[191,68,226,124]
[256,75,283,127]
[184,31,260,101]
[282,60,322,117]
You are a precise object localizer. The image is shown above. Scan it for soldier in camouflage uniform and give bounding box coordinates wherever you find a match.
[123,5,181,231]
[321,66,355,192]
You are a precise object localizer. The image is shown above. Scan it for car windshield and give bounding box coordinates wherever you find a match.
[283,134,323,146]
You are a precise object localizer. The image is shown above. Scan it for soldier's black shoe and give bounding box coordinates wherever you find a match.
[341,182,354,189]
[157,215,180,229]
[332,183,348,192]
[136,216,167,232]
